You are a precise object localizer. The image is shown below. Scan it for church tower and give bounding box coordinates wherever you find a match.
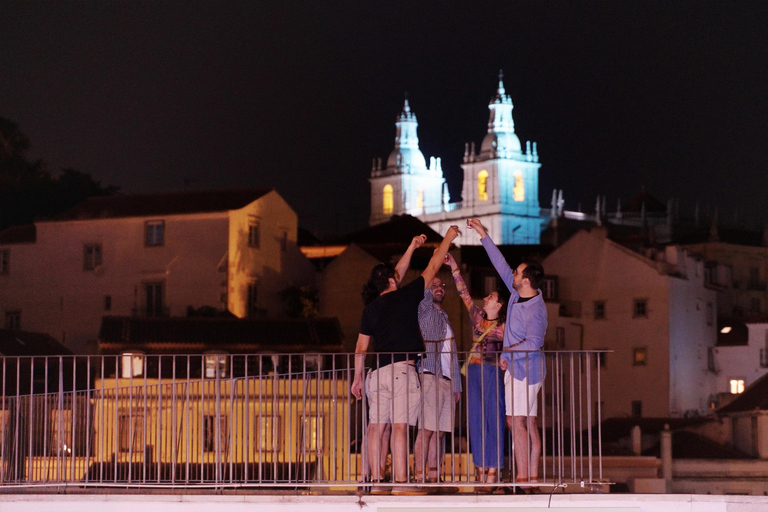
[369,99,446,225]
[459,72,543,244]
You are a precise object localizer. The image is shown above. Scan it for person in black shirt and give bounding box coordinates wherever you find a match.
[351,225,460,490]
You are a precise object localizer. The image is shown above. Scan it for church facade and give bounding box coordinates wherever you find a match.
[369,74,547,245]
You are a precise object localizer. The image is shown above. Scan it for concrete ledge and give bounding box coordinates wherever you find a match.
[1,493,768,512]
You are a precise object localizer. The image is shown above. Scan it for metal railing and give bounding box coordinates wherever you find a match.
[0,351,606,491]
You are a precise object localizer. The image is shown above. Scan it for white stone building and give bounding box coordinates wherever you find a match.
[542,227,719,420]
[0,189,315,354]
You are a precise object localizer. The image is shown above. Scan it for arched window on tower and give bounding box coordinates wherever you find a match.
[513,171,525,202]
[383,184,393,215]
[477,170,489,201]
[416,188,424,210]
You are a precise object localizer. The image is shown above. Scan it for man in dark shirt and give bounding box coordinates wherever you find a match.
[351,225,459,491]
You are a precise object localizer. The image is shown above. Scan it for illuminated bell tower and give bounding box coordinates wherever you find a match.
[370,99,445,225]
[460,71,542,244]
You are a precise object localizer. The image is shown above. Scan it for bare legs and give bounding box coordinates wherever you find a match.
[511,415,540,482]
[413,428,443,481]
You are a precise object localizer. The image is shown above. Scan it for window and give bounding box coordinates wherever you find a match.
[145,282,165,317]
[631,401,642,418]
[5,311,20,330]
[280,230,288,252]
[0,249,8,274]
[594,301,606,320]
[259,415,280,451]
[83,244,102,270]
[633,348,647,366]
[706,302,714,326]
[729,379,745,394]
[540,276,558,300]
[512,171,525,202]
[594,350,607,368]
[555,327,565,348]
[247,282,258,317]
[477,170,488,201]
[118,414,143,453]
[302,417,324,451]
[248,220,260,248]
[145,220,164,246]
[383,184,393,215]
[203,415,228,453]
[104,295,112,312]
[633,299,648,318]
[416,188,424,210]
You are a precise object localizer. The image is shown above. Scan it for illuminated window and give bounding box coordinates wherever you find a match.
[83,244,102,270]
[416,188,424,209]
[633,299,648,318]
[383,184,393,215]
[729,379,745,394]
[259,415,281,451]
[477,171,488,201]
[633,348,647,366]
[0,249,8,274]
[145,220,164,246]
[248,220,260,248]
[513,172,525,201]
[118,414,143,453]
[5,311,20,330]
[594,301,606,320]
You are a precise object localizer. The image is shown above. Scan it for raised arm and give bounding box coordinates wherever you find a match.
[421,226,460,288]
[394,234,426,283]
[445,253,483,319]
[468,219,515,292]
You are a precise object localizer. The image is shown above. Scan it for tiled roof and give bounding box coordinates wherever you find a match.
[50,188,273,221]
[332,215,443,245]
[98,316,344,354]
[718,371,768,413]
[0,329,72,356]
[0,224,36,244]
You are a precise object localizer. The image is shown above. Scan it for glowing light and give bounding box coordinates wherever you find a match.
[477,170,488,201]
[720,326,732,334]
[729,379,745,394]
[383,184,393,215]
[513,172,525,202]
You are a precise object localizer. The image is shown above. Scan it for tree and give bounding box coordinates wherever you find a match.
[0,117,118,230]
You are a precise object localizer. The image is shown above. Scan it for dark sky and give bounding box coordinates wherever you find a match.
[1,1,767,236]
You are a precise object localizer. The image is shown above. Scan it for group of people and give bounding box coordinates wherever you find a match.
[350,219,548,495]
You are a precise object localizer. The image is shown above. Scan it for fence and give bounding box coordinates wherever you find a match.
[0,351,606,491]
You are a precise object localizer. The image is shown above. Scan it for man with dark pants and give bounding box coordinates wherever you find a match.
[351,226,460,495]
[414,275,461,492]
[468,219,547,492]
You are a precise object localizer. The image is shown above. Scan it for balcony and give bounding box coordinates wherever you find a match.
[0,350,607,492]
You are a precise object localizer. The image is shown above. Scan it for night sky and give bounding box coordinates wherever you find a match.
[1,2,767,237]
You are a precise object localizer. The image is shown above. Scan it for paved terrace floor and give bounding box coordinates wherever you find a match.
[1,492,767,512]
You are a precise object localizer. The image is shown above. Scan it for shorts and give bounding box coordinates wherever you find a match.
[366,361,421,425]
[504,371,542,417]
[419,372,455,432]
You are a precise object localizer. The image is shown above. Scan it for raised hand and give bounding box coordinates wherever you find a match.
[445,225,461,242]
[466,219,488,238]
[411,234,427,249]
[443,252,458,270]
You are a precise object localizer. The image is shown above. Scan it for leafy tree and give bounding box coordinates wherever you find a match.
[0,117,118,230]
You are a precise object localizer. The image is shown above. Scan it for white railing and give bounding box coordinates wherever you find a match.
[0,351,606,491]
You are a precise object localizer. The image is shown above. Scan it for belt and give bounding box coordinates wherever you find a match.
[422,370,451,381]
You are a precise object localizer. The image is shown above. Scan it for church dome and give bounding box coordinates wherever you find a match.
[387,146,427,171]
[480,131,522,155]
